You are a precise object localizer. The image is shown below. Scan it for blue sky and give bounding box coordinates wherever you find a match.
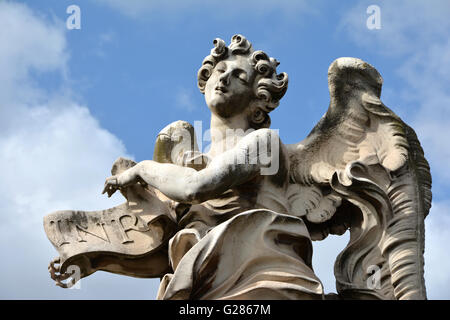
[0,0,449,299]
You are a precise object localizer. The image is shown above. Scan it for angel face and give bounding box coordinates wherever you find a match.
[204,55,257,118]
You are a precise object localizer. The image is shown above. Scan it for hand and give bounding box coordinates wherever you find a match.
[102,169,139,197]
[48,257,71,288]
[102,175,121,197]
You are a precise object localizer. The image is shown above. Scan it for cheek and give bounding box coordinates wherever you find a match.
[205,76,215,90]
[204,79,216,101]
[230,85,254,103]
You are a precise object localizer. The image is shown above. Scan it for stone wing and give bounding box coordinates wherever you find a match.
[286,58,432,299]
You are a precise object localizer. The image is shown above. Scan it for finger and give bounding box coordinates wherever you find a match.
[107,187,117,198]
[59,273,71,281]
[48,257,60,272]
[102,183,115,195]
[106,176,118,186]
[49,268,56,280]
[52,257,60,264]
[56,281,68,289]
[102,177,118,195]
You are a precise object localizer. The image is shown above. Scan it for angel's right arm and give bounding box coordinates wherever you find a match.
[108,129,279,204]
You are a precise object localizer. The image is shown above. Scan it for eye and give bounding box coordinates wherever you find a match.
[235,70,248,83]
[239,73,247,82]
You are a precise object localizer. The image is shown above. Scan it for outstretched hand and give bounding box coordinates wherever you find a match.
[102,175,120,197]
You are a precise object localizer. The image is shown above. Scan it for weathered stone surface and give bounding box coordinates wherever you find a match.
[44,34,431,299]
[45,159,177,287]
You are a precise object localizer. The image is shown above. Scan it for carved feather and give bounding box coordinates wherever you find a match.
[287,57,431,300]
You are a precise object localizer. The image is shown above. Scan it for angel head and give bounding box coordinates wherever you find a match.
[198,34,288,129]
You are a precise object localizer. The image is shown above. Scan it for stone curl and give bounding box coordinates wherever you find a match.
[197,34,288,128]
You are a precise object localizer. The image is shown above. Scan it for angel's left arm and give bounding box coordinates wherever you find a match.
[103,129,279,204]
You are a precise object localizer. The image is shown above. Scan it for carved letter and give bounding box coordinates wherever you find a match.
[74,222,110,243]
[113,215,144,244]
[50,220,70,247]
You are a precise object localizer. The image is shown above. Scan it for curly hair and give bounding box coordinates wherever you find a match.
[197,34,288,129]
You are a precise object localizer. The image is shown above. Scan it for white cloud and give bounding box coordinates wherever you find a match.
[0,1,160,298]
[339,0,450,56]
[340,0,450,299]
[424,202,450,299]
[0,1,67,122]
[339,1,450,182]
[93,31,118,58]
[176,87,197,112]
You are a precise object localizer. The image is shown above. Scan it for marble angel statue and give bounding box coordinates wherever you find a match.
[44,35,431,300]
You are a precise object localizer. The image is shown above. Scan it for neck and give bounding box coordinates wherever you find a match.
[208,113,251,157]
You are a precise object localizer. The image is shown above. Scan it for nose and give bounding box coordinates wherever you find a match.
[219,71,230,86]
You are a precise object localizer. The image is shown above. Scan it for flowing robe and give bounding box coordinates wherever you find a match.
[44,164,324,300]
[158,204,323,300]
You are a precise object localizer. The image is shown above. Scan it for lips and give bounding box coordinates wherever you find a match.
[215,85,228,93]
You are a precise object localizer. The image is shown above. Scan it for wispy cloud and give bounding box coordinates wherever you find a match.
[93,31,117,58]
[175,87,197,112]
[0,2,159,298]
[340,1,450,183]
[339,0,450,56]
[424,201,450,299]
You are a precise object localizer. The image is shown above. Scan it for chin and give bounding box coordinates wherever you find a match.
[207,97,229,115]
[209,105,230,118]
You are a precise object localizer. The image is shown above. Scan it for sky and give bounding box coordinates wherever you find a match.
[0,0,449,299]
